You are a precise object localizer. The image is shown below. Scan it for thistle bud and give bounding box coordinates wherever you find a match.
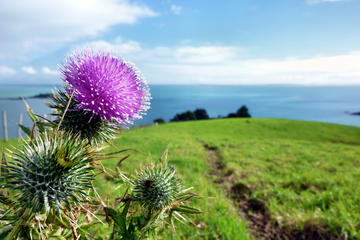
[4,131,93,214]
[133,165,181,210]
[49,90,116,145]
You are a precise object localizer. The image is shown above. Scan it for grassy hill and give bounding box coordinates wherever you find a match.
[2,118,360,239]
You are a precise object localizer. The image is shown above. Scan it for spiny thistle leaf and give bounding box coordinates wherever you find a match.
[18,124,31,137]
[2,131,94,214]
[22,97,45,133]
[106,201,131,237]
[0,225,12,239]
[1,146,8,177]
[48,89,117,145]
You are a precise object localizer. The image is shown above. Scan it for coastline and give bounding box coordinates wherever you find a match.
[0,93,51,100]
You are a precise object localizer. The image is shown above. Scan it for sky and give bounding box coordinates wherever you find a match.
[0,0,360,85]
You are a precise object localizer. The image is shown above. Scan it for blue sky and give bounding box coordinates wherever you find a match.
[1,0,360,85]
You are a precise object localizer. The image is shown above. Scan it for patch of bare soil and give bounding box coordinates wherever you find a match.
[204,144,343,240]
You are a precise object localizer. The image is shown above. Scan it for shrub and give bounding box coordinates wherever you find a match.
[227,105,251,118]
[236,105,251,118]
[153,118,165,124]
[227,113,237,118]
[170,111,197,122]
[194,108,210,120]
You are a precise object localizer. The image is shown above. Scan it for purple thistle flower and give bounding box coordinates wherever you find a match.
[60,50,150,126]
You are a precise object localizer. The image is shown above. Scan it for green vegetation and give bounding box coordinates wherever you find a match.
[153,118,165,124]
[170,108,211,122]
[168,106,251,123]
[2,118,360,239]
[227,105,251,118]
[170,110,197,122]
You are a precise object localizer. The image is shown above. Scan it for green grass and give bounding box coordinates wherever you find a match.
[2,118,360,239]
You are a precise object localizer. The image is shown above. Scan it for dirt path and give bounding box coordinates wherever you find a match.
[203,144,342,240]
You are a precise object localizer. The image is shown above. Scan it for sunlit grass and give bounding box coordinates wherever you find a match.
[2,118,360,239]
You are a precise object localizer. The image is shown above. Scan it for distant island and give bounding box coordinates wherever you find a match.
[0,93,52,100]
[153,105,251,124]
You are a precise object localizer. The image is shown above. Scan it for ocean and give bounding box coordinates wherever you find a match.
[0,84,360,138]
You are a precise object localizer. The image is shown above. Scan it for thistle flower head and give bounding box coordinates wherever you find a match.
[4,131,93,214]
[60,50,151,126]
[133,165,181,210]
[49,89,116,145]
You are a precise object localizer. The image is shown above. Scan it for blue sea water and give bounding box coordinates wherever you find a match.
[0,84,359,138]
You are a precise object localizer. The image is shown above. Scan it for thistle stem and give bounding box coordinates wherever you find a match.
[7,208,33,240]
[56,90,75,132]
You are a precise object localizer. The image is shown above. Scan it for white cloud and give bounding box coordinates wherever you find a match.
[76,40,242,64]
[78,39,142,56]
[42,67,58,75]
[0,0,157,63]
[0,65,16,75]
[170,4,182,15]
[21,66,37,74]
[174,46,242,63]
[76,39,360,85]
[307,0,345,4]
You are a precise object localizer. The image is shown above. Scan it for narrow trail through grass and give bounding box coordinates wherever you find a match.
[2,118,360,239]
[204,143,344,240]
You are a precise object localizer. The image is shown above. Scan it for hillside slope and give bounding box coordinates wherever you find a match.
[2,119,360,239]
[98,119,360,239]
